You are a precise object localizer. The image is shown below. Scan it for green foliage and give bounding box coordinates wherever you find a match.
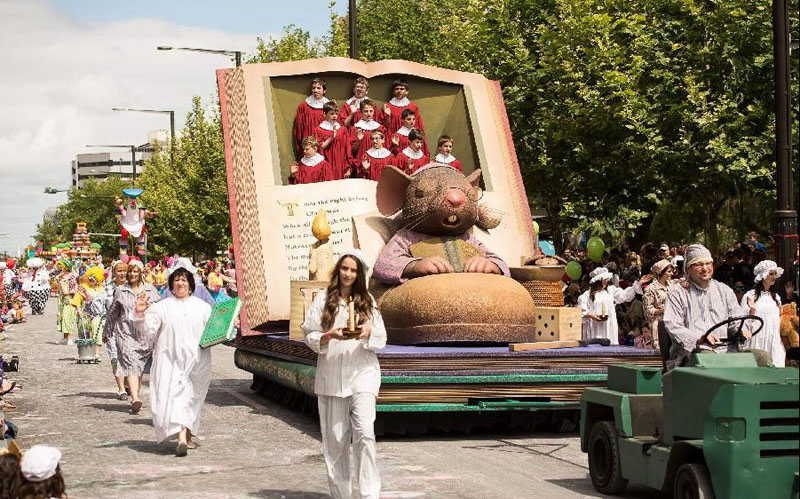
[140,97,230,257]
[357,0,798,253]
[34,177,130,258]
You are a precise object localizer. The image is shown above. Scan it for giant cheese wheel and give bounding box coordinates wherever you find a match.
[379,273,536,344]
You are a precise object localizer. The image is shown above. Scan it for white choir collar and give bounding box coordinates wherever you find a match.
[319,120,340,131]
[396,126,411,136]
[366,147,391,159]
[402,147,424,159]
[389,96,410,107]
[435,153,456,164]
[300,153,325,166]
[355,119,380,131]
[305,95,329,109]
[347,96,365,107]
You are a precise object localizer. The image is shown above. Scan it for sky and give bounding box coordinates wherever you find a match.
[0,0,346,255]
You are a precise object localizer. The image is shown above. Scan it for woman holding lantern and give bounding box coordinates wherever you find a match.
[302,249,386,499]
[578,266,652,345]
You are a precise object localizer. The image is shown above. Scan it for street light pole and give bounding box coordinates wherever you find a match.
[349,0,358,59]
[157,46,243,67]
[772,0,797,285]
[112,107,175,165]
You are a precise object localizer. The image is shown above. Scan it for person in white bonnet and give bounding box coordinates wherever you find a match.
[17,445,67,498]
[577,266,652,345]
[663,243,772,369]
[740,260,786,367]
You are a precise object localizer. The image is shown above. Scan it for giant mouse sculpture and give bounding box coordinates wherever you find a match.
[373,164,536,345]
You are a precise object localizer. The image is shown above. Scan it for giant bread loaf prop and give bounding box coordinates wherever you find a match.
[373,164,536,344]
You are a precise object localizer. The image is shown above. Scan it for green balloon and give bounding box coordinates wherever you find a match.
[533,221,540,236]
[566,260,582,281]
[587,237,605,262]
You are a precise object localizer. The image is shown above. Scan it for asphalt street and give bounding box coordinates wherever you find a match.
[1,298,658,498]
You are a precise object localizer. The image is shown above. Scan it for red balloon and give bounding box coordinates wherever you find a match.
[6,258,15,269]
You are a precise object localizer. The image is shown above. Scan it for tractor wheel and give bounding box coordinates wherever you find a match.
[587,421,628,494]
[674,463,715,499]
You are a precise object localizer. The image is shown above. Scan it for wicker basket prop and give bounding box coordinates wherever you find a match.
[511,255,567,307]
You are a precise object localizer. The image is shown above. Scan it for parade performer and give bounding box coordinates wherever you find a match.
[742,260,786,367]
[293,77,329,158]
[313,101,351,179]
[55,259,78,345]
[2,260,16,303]
[133,267,213,457]
[71,266,106,359]
[578,267,652,345]
[382,79,424,138]
[642,259,675,349]
[348,99,386,169]
[302,250,386,499]
[357,130,393,181]
[115,189,156,257]
[103,259,161,414]
[392,129,429,174]
[21,257,49,315]
[433,135,462,172]
[103,261,129,400]
[338,77,371,128]
[289,137,329,184]
[206,261,231,304]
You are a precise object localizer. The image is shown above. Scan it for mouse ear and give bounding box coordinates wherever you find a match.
[466,168,482,187]
[376,166,412,216]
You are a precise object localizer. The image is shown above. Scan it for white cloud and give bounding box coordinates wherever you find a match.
[0,0,261,255]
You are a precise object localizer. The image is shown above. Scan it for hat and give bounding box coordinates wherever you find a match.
[671,255,684,266]
[339,248,370,273]
[589,267,613,284]
[127,258,144,271]
[20,445,61,482]
[754,260,783,282]
[684,244,713,268]
[651,259,673,277]
[56,259,73,272]
[27,257,44,269]
[659,244,670,252]
[168,257,197,276]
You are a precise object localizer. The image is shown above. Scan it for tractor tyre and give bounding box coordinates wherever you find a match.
[587,421,628,494]
[674,463,715,499]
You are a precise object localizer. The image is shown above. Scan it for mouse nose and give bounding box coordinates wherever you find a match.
[445,188,465,208]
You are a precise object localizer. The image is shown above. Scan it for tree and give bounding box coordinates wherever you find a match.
[140,97,230,257]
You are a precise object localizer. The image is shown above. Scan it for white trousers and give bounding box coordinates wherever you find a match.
[317,393,380,499]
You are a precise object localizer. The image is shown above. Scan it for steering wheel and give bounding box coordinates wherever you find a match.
[699,315,764,346]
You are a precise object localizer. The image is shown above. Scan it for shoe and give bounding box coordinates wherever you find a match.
[131,399,142,414]
[0,381,17,396]
[117,391,129,401]
[0,400,16,411]
[175,442,188,457]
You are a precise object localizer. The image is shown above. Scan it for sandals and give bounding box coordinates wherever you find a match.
[130,399,142,414]
[0,400,16,411]
[0,381,16,396]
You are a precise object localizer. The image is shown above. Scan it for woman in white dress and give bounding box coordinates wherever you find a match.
[302,250,386,499]
[133,267,213,457]
[742,260,785,367]
[578,266,652,345]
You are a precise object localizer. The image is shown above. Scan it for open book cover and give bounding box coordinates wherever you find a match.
[199,298,241,349]
[217,58,534,332]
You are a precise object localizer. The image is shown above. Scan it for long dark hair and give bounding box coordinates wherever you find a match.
[589,280,606,302]
[754,279,779,306]
[321,255,372,331]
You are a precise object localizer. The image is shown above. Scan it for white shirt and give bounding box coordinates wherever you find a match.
[300,153,325,166]
[302,291,387,397]
[354,119,381,131]
[401,146,424,159]
[389,97,410,107]
[305,95,329,109]
[577,282,641,345]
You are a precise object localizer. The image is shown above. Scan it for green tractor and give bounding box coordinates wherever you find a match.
[580,316,799,498]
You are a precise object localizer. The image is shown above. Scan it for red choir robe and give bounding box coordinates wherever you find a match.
[389,125,430,157]
[289,153,328,184]
[348,119,386,168]
[313,121,350,179]
[393,146,429,175]
[337,96,386,129]
[293,96,329,158]
[434,153,463,172]
[357,147,394,181]
[383,97,424,137]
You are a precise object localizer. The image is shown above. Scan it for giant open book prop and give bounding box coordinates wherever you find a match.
[217,58,535,332]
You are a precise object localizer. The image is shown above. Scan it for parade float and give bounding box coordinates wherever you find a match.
[217,58,660,431]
